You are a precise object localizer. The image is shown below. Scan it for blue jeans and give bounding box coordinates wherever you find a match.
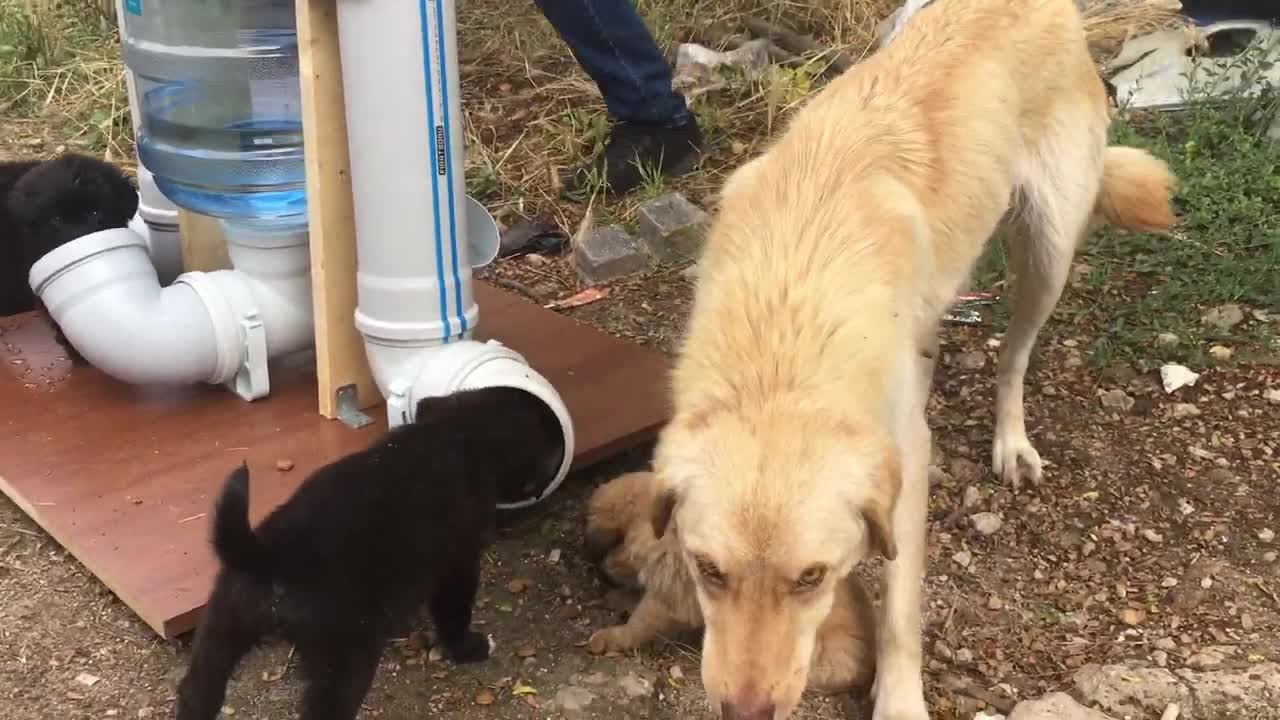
[534,0,690,127]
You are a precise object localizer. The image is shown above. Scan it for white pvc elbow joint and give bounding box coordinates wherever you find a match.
[371,338,576,511]
[29,225,314,400]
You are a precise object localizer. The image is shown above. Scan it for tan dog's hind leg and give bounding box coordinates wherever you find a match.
[588,591,688,655]
[992,115,1105,488]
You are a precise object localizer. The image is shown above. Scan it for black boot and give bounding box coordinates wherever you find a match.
[560,118,704,198]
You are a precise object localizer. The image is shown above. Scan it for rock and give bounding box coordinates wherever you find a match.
[963,486,982,509]
[573,226,649,285]
[616,672,654,698]
[1154,637,1177,651]
[1160,364,1200,394]
[970,512,1003,536]
[949,457,981,483]
[956,350,987,370]
[1142,528,1164,543]
[1260,528,1276,543]
[1152,650,1169,667]
[551,685,596,713]
[1208,345,1233,361]
[1102,362,1139,384]
[1202,304,1245,332]
[1156,332,1180,348]
[636,192,710,262]
[1186,647,1228,669]
[1176,662,1280,717]
[275,458,295,471]
[1070,262,1095,286]
[1205,467,1233,483]
[952,549,972,568]
[1121,607,1147,626]
[1075,664,1193,718]
[1008,692,1117,720]
[954,647,974,664]
[1265,550,1278,563]
[1265,388,1280,405]
[1170,403,1200,418]
[987,594,1004,610]
[1100,389,1135,412]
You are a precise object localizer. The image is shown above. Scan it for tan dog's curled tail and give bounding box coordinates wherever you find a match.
[1095,146,1178,233]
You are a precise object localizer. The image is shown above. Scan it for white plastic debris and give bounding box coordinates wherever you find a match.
[1108,21,1280,110]
[672,39,771,94]
[1160,363,1200,394]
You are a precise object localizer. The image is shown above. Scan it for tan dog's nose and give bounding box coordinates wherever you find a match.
[721,700,775,720]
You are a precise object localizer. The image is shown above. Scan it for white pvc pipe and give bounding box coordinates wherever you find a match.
[29,228,224,385]
[114,0,185,286]
[336,0,573,508]
[29,224,314,400]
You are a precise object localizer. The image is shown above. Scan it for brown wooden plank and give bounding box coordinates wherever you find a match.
[0,284,669,638]
[177,211,231,272]
[297,0,380,417]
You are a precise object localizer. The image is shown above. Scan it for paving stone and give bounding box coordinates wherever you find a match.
[573,225,649,285]
[636,192,711,262]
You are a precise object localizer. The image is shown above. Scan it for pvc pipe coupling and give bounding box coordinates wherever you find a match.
[29,224,314,401]
[379,339,576,511]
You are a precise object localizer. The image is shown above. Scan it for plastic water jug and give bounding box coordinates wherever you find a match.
[121,0,306,228]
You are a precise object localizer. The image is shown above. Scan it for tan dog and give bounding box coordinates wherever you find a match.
[649,1,1178,719]
[583,471,876,694]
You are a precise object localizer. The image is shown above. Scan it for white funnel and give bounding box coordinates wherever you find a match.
[336,0,573,508]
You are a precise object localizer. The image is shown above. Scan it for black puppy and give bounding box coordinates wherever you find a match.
[1,153,138,364]
[176,386,566,720]
[0,158,42,317]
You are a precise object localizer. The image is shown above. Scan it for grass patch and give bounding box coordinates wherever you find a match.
[1079,63,1279,367]
[0,0,130,160]
[968,52,1279,369]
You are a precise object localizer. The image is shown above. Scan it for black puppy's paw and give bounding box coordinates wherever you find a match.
[444,631,492,664]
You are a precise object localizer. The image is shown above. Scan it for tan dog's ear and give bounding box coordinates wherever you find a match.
[651,487,679,539]
[862,502,897,561]
[858,444,902,561]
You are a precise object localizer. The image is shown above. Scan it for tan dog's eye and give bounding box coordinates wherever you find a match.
[694,556,727,589]
[795,565,826,591]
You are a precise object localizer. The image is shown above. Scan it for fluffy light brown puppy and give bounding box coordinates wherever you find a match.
[649,1,1178,719]
[583,471,876,694]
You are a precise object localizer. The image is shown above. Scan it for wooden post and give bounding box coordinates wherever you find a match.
[178,211,231,271]
[297,0,379,418]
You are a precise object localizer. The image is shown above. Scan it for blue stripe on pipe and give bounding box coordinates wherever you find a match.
[433,0,467,336]
[419,0,452,343]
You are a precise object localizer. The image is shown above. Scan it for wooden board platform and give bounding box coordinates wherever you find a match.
[0,283,670,639]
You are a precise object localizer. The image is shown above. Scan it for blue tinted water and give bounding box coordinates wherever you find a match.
[123,10,307,229]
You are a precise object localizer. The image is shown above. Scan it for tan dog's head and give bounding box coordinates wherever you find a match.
[652,409,899,720]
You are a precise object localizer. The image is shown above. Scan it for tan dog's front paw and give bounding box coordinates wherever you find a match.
[587,626,632,655]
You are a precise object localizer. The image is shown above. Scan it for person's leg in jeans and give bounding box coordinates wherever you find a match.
[534,0,703,196]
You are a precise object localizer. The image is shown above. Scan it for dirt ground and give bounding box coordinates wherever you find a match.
[3,1,1279,718]
[3,251,1279,719]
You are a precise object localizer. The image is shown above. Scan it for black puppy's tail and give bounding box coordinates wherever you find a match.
[212,463,272,583]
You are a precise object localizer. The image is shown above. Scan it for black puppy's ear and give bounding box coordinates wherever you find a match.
[651,487,679,539]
